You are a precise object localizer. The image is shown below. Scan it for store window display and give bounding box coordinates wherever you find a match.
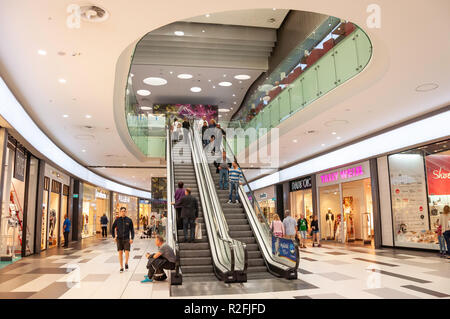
[40,177,49,250]
[139,199,151,229]
[318,185,341,241]
[389,141,449,250]
[113,193,138,228]
[82,184,110,238]
[47,181,61,248]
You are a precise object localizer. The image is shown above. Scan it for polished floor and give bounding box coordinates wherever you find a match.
[0,236,448,299]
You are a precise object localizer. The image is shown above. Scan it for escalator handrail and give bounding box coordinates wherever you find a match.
[223,135,300,273]
[188,122,247,274]
[166,127,182,281]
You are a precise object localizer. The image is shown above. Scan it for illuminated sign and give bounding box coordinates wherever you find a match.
[95,190,108,199]
[320,165,364,184]
[289,176,312,192]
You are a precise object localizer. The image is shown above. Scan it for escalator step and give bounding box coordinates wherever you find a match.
[182,265,215,274]
[180,257,212,266]
[180,250,211,258]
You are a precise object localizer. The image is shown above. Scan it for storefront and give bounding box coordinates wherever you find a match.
[40,164,70,250]
[139,199,151,229]
[289,176,314,225]
[386,140,449,250]
[113,193,138,228]
[0,134,40,261]
[82,184,111,238]
[316,161,374,245]
[253,186,277,224]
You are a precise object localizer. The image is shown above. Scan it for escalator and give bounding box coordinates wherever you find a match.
[166,127,248,285]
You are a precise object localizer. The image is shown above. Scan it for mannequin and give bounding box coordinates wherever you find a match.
[325,209,334,239]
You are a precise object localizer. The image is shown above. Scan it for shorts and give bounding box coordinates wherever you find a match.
[299,231,307,239]
[116,238,130,251]
[312,230,319,234]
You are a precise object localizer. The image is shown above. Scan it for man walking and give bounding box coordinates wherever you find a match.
[228,161,243,204]
[283,210,297,240]
[217,151,231,190]
[112,207,135,273]
[62,214,71,248]
[100,213,108,238]
[176,188,198,243]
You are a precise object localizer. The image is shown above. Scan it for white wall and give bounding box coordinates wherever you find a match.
[377,156,394,247]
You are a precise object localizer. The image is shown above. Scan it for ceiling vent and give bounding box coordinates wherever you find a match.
[80,5,109,22]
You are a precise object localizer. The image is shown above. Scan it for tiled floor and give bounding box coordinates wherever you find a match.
[0,237,448,299]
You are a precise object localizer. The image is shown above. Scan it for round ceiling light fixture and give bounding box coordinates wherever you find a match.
[37,49,47,56]
[174,31,184,36]
[177,73,193,79]
[415,83,439,92]
[143,77,167,86]
[140,106,152,111]
[219,81,232,87]
[137,89,151,96]
[234,74,251,80]
[190,87,202,93]
[219,108,230,113]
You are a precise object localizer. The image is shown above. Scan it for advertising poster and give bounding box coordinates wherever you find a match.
[153,104,218,122]
[272,236,297,263]
[425,154,450,196]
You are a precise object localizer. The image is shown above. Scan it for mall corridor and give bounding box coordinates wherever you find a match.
[0,237,448,299]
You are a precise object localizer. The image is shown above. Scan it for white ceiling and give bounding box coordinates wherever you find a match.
[183,8,290,29]
[130,64,262,122]
[90,167,167,190]
[0,1,449,191]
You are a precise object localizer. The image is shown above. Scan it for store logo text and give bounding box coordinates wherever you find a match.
[320,165,364,184]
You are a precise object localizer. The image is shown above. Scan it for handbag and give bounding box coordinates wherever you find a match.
[195,222,202,240]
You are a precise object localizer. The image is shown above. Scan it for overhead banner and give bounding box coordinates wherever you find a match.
[426,154,450,195]
[272,236,297,263]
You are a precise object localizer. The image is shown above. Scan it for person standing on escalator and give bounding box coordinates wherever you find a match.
[112,207,135,273]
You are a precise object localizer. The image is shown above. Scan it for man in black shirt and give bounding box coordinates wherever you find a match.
[112,207,135,273]
[177,188,199,243]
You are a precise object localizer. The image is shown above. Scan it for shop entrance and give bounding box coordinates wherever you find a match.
[290,189,313,226]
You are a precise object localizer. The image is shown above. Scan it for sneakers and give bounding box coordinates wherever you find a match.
[120,268,124,273]
[141,277,153,283]
[227,200,232,204]
[125,264,128,270]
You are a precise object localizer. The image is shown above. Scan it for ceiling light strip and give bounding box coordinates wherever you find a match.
[249,111,450,191]
[0,77,151,199]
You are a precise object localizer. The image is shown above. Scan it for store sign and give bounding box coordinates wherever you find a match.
[95,190,107,199]
[316,161,370,187]
[13,148,26,182]
[426,154,450,195]
[118,195,130,203]
[289,176,312,192]
[259,193,267,199]
[272,236,297,263]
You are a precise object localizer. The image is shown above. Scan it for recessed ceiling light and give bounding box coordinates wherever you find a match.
[82,149,86,152]
[219,82,232,87]
[174,31,184,36]
[62,114,69,118]
[293,139,298,143]
[233,102,237,104]
[234,74,251,80]
[336,136,341,140]
[205,14,210,18]
[143,77,167,86]
[232,94,236,97]
[38,49,47,56]
[212,86,216,89]
[321,143,326,147]
[239,81,242,84]
[219,108,230,113]
[85,114,92,119]
[177,73,193,79]
[140,106,152,111]
[202,30,205,33]
[331,132,337,135]
[208,79,211,82]
[190,87,202,93]
[169,71,173,74]
[272,8,276,10]
[415,83,439,92]
[58,78,66,84]
[130,73,134,77]
[223,74,227,77]
[137,89,151,96]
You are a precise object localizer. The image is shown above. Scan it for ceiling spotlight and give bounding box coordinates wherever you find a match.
[212,86,216,89]
[137,89,151,96]
[205,14,210,18]
[143,77,167,86]
[38,49,47,56]
[239,81,242,84]
[234,74,251,80]
[58,78,66,84]
[177,73,193,79]
[169,71,173,74]
[202,30,205,33]
[190,87,202,93]
[321,143,325,147]
[223,74,227,77]
[233,102,237,104]
[336,136,341,140]
[174,31,184,36]
[85,114,92,119]
[293,139,298,143]
[331,132,337,135]
[208,79,211,82]
[272,8,276,10]
[140,106,152,111]
[130,73,134,77]
[62,114,69,118]
[219,82,232,87]
[232,94,236,97]
[82,149,86,152]
[219,108,230,113]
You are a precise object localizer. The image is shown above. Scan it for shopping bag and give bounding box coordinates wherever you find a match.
[195,222,202,240]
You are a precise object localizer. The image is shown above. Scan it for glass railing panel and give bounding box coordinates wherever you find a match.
[316,50,338,96]
[270,97,280,128]
[279,92,290,121]
[301,68,319,106]
[355,29,372,71]
[288,83,304,114]
[333,33,359,84]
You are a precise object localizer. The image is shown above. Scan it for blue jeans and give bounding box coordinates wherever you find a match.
[443,231,450,255]
[219,169,229,189]
[229,182,239,202]
[182,217,196,242]
[438,235,447,254]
